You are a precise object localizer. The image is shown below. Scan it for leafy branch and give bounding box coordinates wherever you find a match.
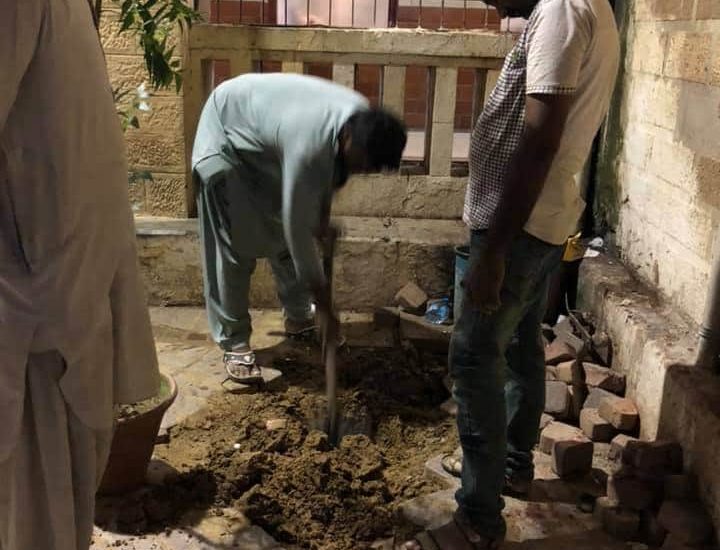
[118,0,202,92]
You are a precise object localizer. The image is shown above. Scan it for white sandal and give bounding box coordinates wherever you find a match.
[223,350,263,384]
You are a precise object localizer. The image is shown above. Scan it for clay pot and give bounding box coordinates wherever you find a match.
[98,373,178,495]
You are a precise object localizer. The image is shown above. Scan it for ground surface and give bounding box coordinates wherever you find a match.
[91,307,646,550]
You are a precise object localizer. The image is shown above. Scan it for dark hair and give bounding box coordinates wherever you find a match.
[346,108,407,171]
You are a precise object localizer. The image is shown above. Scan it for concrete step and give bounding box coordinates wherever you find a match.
[135,215,467,311]
[333,174,465,219]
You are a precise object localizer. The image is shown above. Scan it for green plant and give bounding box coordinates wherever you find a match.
[118,0,202,92]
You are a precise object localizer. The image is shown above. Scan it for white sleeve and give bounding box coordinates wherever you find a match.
[526,0,592,95]
[0,0,45,131]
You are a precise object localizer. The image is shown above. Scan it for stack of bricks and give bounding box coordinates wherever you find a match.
[543,316,635,445]
[595,440,715,548]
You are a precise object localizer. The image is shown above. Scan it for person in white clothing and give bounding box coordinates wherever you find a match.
[0,1,160,548]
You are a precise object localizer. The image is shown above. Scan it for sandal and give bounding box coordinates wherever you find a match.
[441,447,532,496]
[401,512,503,550]
[223,350,263,384]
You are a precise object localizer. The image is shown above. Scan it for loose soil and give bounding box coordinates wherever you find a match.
[98,346,458,549]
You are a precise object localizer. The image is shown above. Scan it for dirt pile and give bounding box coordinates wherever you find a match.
[99,347,457,549]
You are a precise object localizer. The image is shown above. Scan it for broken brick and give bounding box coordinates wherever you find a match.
[580,408,615,442]
[610,434,639,461]
[607,468,663,511]
[583,363,626,395]
[544,339,576,365]
[394,282,428,312]
[664,474,697,501]
[539,421,586,455]
[584,387,621,410]
[545,365,558,381]
[597,500,641,541]
[545,381,571,418]
[552,437,594,478]
[657,500,714,545]
[599,397,639,431]
[624,441,683,478]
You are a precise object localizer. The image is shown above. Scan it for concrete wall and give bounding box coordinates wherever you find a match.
[596,0,720,326]
[100,8,188,218]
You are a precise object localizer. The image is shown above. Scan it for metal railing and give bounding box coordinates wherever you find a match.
[193,0,505,30]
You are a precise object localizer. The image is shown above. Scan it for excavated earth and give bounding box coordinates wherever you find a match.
[97,346,458,549]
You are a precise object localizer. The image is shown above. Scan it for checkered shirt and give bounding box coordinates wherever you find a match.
[463,26,531,229]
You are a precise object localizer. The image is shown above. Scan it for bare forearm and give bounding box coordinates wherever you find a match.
[486,134,558,254]
[486,93,571,254]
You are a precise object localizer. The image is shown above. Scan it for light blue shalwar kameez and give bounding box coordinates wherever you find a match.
[191,73,368,350]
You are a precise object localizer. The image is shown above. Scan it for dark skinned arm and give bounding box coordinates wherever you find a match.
[466,93,573,312]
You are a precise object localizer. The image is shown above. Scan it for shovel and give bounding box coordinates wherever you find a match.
[321,225,340,445]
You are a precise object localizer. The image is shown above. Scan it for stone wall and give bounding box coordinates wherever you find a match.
[100,8,189,218]
[597,0,720,326]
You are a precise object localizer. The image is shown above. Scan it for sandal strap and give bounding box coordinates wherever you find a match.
[224,350,256,366]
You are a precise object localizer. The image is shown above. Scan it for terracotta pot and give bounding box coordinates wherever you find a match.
[98,373,178,495]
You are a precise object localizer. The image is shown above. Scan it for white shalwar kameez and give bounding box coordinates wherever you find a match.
[0,1,160,549]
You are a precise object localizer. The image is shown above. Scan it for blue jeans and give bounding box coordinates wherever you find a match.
[449,230,563,539]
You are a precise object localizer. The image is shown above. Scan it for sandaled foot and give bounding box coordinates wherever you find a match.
[441,447,532,496]
[401,513,503,550]
[223,348,263,384]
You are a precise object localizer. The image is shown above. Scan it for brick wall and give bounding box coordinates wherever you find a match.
[100,9,188,218]
[599,0,720,325]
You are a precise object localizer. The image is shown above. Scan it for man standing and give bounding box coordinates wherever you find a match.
[192,73,407,383]
[405,0,619,547]
[0,1,160,548]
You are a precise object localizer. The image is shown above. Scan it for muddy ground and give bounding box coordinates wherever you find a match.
[97,345,458,549]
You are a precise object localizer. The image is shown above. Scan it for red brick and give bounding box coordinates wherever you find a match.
[624,441,683,477]
[545,381,571,418]
[610,434,639,461]
[580,408,615,442]
[544,340,576,365]
[539,421,585,455]
[607,468,663,511]
[555,360,575,383]
[658,501,714,545]
[394,282,428,312]
[599,397,639,431]
[552,438,594,478]
[585,387,621,410]
[583,363,626,395]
